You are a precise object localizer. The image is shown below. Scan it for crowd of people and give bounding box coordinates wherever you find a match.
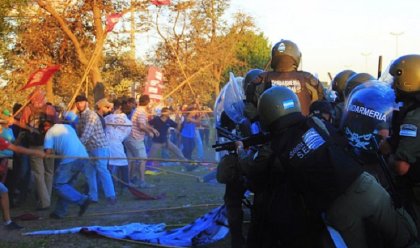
[0,89,213,230]
[2,37,420,248]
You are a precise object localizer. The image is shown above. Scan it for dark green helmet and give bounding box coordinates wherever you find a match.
[243,69,263,92]
[271,39,301,70]
[331,70,356,100]
[389,54,420,94]
[257,86,301,128]
[344,73,375,99]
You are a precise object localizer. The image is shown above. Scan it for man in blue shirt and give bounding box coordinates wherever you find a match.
[41,119,91,218]
[148,107,186,166]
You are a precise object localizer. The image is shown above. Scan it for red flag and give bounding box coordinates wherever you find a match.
[106,13,123,33]
[144,66,164,101]
[151,0,171,6]
[19,65,60,91]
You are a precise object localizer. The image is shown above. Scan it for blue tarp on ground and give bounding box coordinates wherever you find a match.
[24,205,229,247]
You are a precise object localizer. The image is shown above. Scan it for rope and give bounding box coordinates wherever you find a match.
[46,154,218,165]
[73,203,222,218]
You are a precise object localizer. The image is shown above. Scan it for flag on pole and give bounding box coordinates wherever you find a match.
[106,13,123,33]
[151,0,171,6]
[144,67,164,101]
[19,65,61,91]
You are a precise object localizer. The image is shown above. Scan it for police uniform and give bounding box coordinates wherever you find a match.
[245,40,324,119]
[248,71,324,116]
[390,103,420,231]
[386,54,420,235]
[258,86,418,248]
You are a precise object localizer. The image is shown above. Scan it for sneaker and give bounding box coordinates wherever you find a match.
[78,198,91,217]
[4,221,23,230]
[138,181,155,189]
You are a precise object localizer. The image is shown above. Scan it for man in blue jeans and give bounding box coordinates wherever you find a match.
[75,95,115,203]
[41,119,91,218]
[1,118,92,218]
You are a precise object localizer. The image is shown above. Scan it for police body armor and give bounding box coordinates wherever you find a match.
[246,71,322,117]
[271,115,362,212]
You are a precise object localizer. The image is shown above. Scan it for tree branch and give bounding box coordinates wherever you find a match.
[36,0,89,66]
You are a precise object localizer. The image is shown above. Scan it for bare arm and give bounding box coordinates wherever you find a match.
[8,144,45,158]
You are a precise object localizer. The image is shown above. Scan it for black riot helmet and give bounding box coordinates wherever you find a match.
[343,73,375,100]
[271,39,301,71]
[331,70,356,101]
[257,86,301,130]
[243,69,263,92]
[309,100,334,122]
[389,54,420,100]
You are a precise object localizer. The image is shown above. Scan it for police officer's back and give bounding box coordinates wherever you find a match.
[245,39,324,118]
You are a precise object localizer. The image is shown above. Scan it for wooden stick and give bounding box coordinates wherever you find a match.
[162,64,212,100]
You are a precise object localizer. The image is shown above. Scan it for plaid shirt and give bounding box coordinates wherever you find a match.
[130,106,147,141]
[77,108,108,151]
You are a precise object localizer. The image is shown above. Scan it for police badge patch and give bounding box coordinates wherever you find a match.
[278,42,286,52]
[283,99,295,110]
[400,124,418,137]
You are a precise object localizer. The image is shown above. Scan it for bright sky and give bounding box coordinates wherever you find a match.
[229,0,420,82]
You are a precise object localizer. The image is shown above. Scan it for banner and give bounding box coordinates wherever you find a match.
[106,13,123,33]
[19,65,60,91]
[151,0,171,6]
[144,67,164,101]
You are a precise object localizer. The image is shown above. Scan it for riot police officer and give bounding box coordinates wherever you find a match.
[343,72,375,101]
[330,70,356,127]
[384,54,420,234]
[245,39,324,119]
[216,69,264,248]
[309,100,334,123]
[255,86,417,248]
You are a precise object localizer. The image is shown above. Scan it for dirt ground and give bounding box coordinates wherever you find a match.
[0,146,241,248]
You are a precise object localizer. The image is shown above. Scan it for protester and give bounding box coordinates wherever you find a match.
[104,99,132,195]
[19,89,57,210]
[75,95,116,204]
[0,137,45,230]
[180,106,201,161]
[148,107,186,166]
[124,95,158,188]
[39,118,91,218]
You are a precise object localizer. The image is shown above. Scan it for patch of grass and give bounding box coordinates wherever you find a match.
[1,156,239,247]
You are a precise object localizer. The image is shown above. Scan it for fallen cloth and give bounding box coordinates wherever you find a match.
[24,205,229,247]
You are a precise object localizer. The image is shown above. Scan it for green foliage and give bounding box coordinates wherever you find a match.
[229,31,271,76]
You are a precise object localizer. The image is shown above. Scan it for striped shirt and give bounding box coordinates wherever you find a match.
[130,106,147,141]
[77,108,108,151]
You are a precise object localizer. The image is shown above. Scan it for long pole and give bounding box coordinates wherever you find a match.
[162,64,212,100]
